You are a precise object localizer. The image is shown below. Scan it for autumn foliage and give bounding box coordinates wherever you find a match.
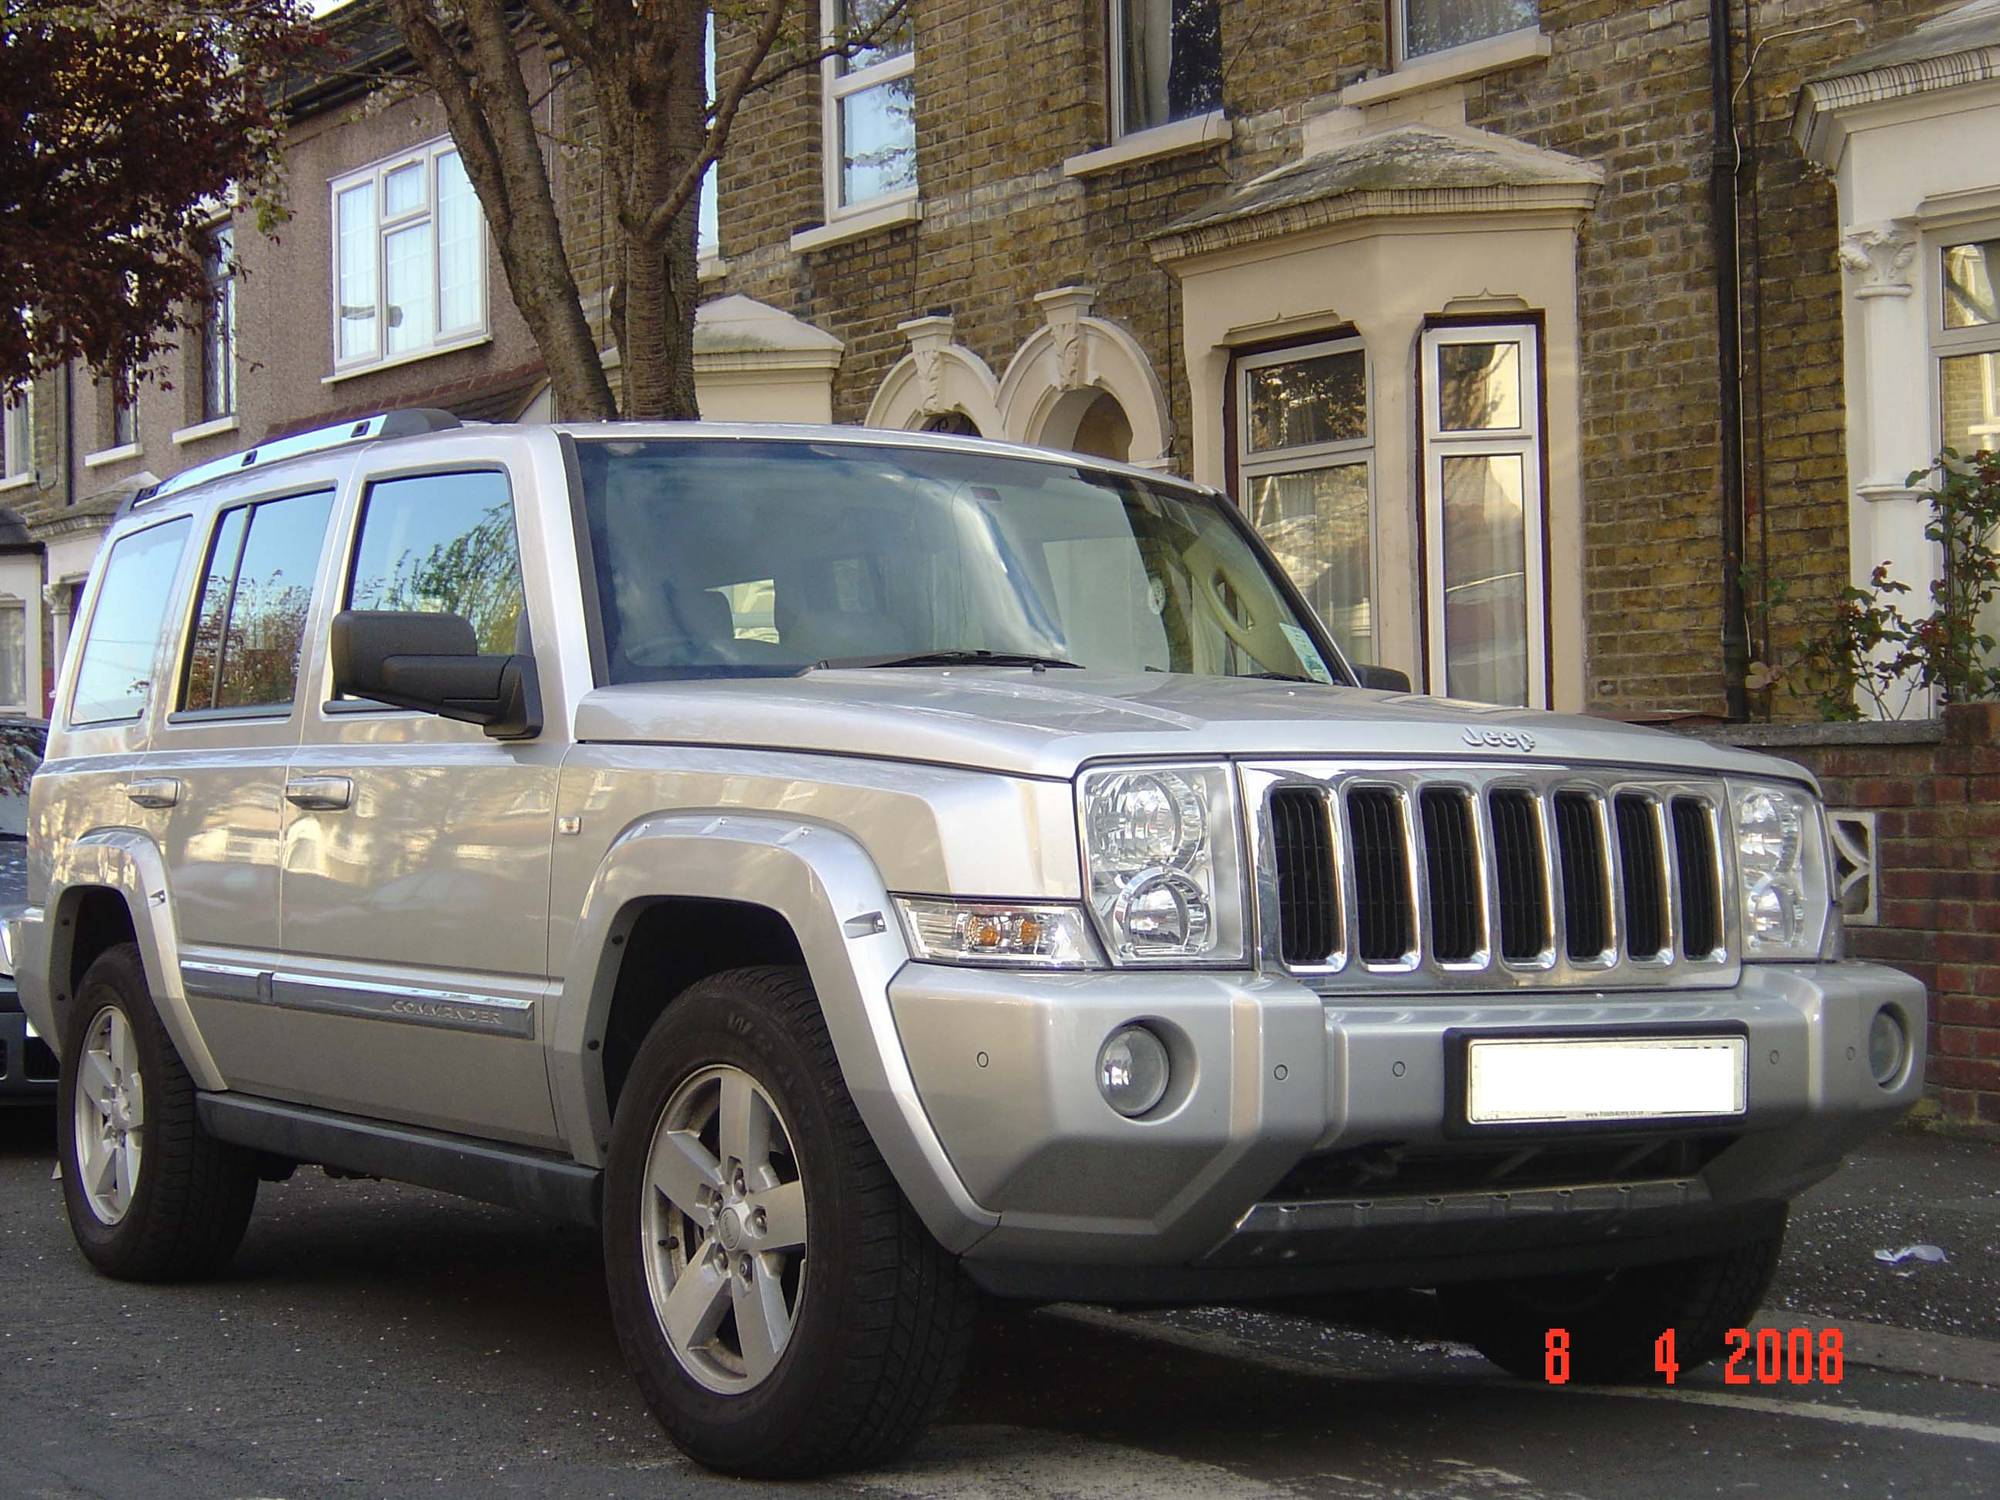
[0,1,319,387]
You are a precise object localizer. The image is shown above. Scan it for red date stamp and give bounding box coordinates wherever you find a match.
[1541,1326,1845,1385]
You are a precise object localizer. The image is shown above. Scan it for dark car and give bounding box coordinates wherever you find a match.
[0,717,50,1102]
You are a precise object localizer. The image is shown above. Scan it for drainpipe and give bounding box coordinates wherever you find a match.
[1710,0,1749,721]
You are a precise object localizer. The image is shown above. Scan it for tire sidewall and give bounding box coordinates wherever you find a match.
[602,975,862,1463]
[58,946,170,1264]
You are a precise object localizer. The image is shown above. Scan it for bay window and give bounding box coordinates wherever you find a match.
[331,139,486,372]
[1397,0,1540,64]
[822,0,916,215]
[1421,323,1547,708]
[1236,337,1376,665]
[1113,0,1223,139]
[1938,232,2000,667]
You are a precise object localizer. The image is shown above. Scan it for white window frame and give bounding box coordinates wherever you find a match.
[1419,322,1548,708]
[1109,0,1225,144]
[0,594,26,713]
[820,0,917,220]
[1234,335,1378,664]
[0,385,31,489]
[200,219,238,423]
[1393,0,1541,69]
[328,137,490,375]
[1934,223,2000,455]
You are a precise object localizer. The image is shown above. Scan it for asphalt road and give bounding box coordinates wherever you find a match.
[4,1108,1996,1500]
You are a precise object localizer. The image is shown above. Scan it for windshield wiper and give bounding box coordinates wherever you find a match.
[809,649,1083,672]
[1242,671,1318,684]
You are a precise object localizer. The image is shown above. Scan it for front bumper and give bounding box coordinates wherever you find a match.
[887,959,1925,1296]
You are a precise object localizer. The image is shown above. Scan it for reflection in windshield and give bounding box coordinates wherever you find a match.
[571,439,1351,686]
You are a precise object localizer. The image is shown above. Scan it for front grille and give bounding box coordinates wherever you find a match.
[1270,786,1340,965]
[1259,765,1735,992]
[1554,791,1609,959]
[1673,797,1723,958]
[1420,788,1482,962]
[1489,789,1548,961]
[1347,787,1414,963]
[1616,794,1668,960]
[1267,1133,1739,1202]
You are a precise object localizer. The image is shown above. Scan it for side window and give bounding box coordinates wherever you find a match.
[348,470,523,654]
[182,489,336,712]
[70,518,192,726]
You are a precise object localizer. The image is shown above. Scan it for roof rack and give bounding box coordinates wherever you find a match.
[131,408,463,508]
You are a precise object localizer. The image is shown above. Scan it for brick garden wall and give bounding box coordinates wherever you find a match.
[1701,704,2000,1136]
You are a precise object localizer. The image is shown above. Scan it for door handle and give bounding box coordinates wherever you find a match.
[284,776,354,812]
[124,777,182,810]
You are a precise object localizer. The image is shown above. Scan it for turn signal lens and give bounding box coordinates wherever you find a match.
[895,898,1102,969]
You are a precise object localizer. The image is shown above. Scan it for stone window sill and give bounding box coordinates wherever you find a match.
[1343,29,1552,108]
[323,332,493,385]
[172,415,240,446]
[0,472,32,494]
[698,253,728,282]
[83,443,140,469]
[1064,111,1233,179]
[789,196,922,255]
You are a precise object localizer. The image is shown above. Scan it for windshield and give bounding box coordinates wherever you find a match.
[572,438,1351,685]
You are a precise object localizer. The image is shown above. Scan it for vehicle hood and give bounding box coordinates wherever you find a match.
[571,671,1803,784]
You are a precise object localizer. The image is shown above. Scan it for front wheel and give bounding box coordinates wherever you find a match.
[603,966,974,1478]
[1439,1220,1786,1383]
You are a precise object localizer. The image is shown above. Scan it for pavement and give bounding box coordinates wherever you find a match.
[3,1107,1996,1499]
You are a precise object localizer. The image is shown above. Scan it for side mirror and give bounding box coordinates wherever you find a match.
[331,610,541,740]
[1355,664,1413,693]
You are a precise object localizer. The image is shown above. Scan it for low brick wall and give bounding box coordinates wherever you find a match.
[1696,704,2000,1135]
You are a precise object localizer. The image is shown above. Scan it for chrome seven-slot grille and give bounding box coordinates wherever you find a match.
[1250,764,1737,994]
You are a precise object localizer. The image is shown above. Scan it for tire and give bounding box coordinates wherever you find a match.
[603,965,974,1479]
[57,942,258,1281]
[1439,1219,1786,1383]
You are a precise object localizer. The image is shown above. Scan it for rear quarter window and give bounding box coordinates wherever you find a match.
[69,518,192,726]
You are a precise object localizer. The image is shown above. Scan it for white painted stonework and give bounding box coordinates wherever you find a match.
[1795,3,2000,716]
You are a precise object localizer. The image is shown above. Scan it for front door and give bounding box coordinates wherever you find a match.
[277,466,561,1148]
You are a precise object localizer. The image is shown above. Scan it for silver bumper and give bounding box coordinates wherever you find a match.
[887,959,1926,1282]
[2,907,55,1050]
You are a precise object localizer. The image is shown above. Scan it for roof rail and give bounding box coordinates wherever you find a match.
[130,408,463,508]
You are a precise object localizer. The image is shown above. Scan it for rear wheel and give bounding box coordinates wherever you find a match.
[57,943,258,1280]
[1439,1221,1786,1382]
[603,965,974,1478]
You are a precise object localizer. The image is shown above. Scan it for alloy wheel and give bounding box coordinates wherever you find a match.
[73,1006,146,1225]
[640,1063,808,1394]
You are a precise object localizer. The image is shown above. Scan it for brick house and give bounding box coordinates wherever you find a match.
[10,2,1995,726]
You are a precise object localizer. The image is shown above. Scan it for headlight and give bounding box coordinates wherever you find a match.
[895,897,1103,969]
[1078,763,1246,964]
[1728,779,1834,960]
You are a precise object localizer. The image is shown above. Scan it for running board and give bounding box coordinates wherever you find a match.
[198,1093,601,1228]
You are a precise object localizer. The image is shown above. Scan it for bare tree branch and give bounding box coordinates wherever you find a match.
[518,0,596,72]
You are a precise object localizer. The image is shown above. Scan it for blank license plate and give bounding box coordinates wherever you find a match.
[1465,1035,1747,1126]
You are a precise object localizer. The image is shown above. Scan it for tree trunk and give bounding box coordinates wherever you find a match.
[609,4,706,421]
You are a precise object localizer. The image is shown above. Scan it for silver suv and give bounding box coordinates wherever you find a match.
[11,412,1924,1476]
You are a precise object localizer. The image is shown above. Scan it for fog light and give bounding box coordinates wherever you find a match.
[1867,1007,1907,1088]
[1097,1025,1170,1118]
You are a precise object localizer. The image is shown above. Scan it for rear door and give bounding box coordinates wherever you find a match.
[158,487,335,1076]
[275,464,561,1148]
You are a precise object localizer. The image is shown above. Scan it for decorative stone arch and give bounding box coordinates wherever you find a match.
[996,287,1174,469]
[865,314,1003,436]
